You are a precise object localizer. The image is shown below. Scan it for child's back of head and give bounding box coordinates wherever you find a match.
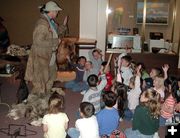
[48,92,65,114]
[80,102,95,118]
[102,91,117,108]
[87,74,98,87]
[140,88,161,118]
[114,82,128,117]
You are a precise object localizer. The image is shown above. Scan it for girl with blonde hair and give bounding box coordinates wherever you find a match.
[42,92,69,138]
[125,89,161,138]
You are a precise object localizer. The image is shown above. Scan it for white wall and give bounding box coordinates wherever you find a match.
[80,0,108,59]
[80,0,98,39]
[96,0,108,58]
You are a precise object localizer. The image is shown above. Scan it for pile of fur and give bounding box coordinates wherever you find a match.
[7,88,65,126]
[6,44,30,56]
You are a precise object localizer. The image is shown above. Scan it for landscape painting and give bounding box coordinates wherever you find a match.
[137,2,169,25]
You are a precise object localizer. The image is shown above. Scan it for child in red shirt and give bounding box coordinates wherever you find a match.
[98,61,113,91]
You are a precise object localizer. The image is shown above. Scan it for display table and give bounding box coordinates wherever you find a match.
[75,38,97,48]
[75,38,97,56]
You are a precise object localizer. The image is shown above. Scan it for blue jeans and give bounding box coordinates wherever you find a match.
[124,109,133,121]
[65,80,89,92]
[67,128,80,138]
[159,116,167,126]
[125,128,154,138]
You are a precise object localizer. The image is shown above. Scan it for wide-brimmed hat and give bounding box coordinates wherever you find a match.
[44,1,62,11]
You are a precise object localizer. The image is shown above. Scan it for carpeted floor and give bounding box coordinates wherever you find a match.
[0,77,166,138]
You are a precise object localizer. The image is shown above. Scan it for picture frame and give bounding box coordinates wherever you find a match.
[136,1,169,25]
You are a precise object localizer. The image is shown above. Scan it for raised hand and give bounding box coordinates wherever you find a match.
[162,64,169,73]
[162,64,169,79]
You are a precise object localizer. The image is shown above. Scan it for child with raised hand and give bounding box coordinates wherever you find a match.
[88,48,103,74]
[127,64,142,115]
[116,53,133,86]
[153,64,169,101]
[160,76,178,126]
[144,67,162,89]
[96,91,119,137]
[68,102,99,138]
[42,92,69,138]
[98,61,113,91]
[65,56,87,92]
[153,75,165,101]
[125,89,161,138]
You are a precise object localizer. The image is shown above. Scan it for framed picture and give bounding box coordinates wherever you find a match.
[136,1,169,25]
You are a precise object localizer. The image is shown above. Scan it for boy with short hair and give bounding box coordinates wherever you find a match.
[117,53,133,86]
[67,102,99,138]
[65,56,87,92]
[96,91,119,136]
[82,73,107,113]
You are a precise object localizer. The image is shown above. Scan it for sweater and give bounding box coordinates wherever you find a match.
[132,105,159,135]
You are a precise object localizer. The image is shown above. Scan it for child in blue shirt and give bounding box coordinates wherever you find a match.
[65,56,87,92]
[96,91,119,136]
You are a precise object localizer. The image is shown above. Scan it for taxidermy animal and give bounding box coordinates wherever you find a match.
[56,38,78,71]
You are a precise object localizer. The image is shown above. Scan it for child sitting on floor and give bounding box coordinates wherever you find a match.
[82,73,107,114]
[153,75,165,102]
[144,67,162,89]
[68,102,99,138]
[96,91,119,137]
[65,56,87,92]
[80,61,98,93]
[112,82,128,120]
[127,64,142,116]
[98,61,113,91]
[160,76,178,126]
[88,48,103,74]
[125,89,161,138]
[117,53,133,86]
[42,92,69,138]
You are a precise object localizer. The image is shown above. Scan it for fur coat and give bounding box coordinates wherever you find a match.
[25,15,66,93]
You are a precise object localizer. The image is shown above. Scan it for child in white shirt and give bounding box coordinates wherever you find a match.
[153,75,165,101]
[117,53,133,86]
[68,102,99,138]
[42,92,69,138]
[82,74,107,113]
[127,64,142,113]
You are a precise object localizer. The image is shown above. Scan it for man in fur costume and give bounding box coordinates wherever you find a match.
[25,1,67,93]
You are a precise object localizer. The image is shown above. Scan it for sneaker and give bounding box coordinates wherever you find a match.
[153,132,159,138]
[119,117,123,122]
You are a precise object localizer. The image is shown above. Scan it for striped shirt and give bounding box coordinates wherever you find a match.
[161,95,176,119]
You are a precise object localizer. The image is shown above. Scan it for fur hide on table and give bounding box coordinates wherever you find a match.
[7,88,65,126]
